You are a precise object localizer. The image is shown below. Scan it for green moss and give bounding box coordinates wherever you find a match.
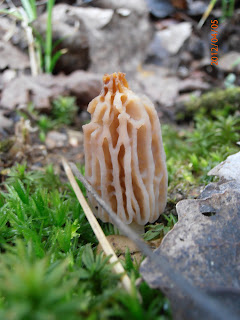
[18,96,78,142]
[52,96,78,125]
[164,114,239,193]
[0,162,171,320]
[176,87,240,121]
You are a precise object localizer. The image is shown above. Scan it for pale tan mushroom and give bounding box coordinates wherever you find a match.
[83,72,167,234]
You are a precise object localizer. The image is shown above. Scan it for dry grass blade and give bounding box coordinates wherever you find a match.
[61,157,133,295]
[198,0,217,29]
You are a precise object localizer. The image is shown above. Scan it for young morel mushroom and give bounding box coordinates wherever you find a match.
[83,72,167,233]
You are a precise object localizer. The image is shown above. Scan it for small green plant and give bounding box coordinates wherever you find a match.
[0,0,65,74]
[143,214,177,242]
[52,96,78,125]
[37,115,55,142]
[38,96,78,141]
[18,96,78,141]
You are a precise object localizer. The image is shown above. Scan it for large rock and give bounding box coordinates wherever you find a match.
[34,2,153,74]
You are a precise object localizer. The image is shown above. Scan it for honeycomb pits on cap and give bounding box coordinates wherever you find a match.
[83,72,168,233]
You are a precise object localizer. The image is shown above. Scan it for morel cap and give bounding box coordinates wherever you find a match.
[83,72,167,233]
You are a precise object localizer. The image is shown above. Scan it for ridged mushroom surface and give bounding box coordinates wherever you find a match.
[83,72,167,226]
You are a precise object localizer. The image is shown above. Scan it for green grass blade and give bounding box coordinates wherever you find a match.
[228,0,235,17]
[21,0,36,21]
[45,0,55,73]
[198,0,218,29]
[50,49,67,72]
[222,0,227,16]
[29,0,37,19]
[31,27,45,71]
[52,37,66,51]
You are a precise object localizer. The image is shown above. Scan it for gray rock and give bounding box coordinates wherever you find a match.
[208,152,240,183]
[187,0,208,16]
[2,70,17,85]
[34,2,152,74]
[200,180,240,199]
[140,153,240,320]
[141,181,240,320]
[145,0,175,18]
[86,0,147,14]
[149,22,192,59]
[65,70,101,107]
[179,78,210,93]
[136,65,179,107]
[0,112,13,129]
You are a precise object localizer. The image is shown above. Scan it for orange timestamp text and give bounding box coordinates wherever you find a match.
[211,20,219,66]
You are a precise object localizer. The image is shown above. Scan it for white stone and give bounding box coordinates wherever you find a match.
[208,152,240,183]
[155,22,192,55]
